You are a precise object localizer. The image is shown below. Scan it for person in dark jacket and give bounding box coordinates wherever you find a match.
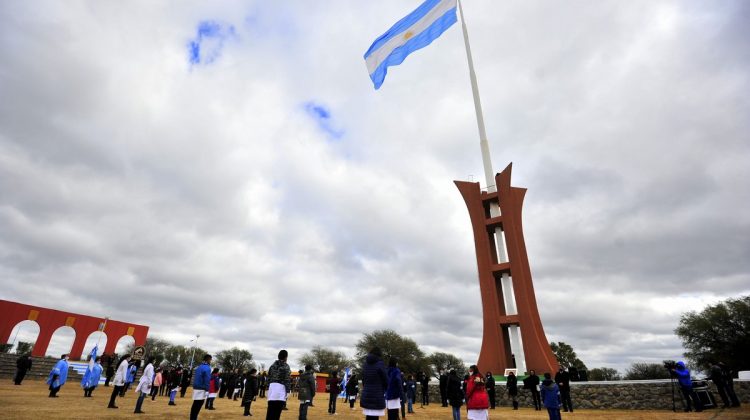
[418,371,430,406]
[327,371,341,415]
[446,370,463,420]
[709,362,730,408]
[554,367,573,412]
[405,375,416,414]
[266,349,291,420]
[485,371,496,409]
[346,373,359,409]
[190,354,212,420]
[14,354,32,385]
[506,371,519,410]
[439,370,449,407]
[523,370,541,410]
[671,361,703,412]
[720,362,741,407]
[242,368,259,416]
[297,366,315,420]
[385,358,402,420]
[360,347,387,419]
[540,372,561,420]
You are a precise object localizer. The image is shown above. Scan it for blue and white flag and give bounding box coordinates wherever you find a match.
[339,367,351,399]
[81,345,99,388]
[364,0,457,89]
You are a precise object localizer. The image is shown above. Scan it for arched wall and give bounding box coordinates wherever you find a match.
[0,299,149,359]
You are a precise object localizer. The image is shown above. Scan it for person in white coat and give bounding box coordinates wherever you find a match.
[108,354,131,409]
[134,357,155,414]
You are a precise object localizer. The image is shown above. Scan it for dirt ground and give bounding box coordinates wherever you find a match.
[1,380,749,419]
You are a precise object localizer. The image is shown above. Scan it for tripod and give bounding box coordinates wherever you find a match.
[669,375,677,412]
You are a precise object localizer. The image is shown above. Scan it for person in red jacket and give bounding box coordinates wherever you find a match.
[206,368,220,410]
[465,365,489,420]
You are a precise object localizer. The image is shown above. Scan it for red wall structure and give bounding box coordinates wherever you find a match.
[0,299,149,359]
[455,163,559,376]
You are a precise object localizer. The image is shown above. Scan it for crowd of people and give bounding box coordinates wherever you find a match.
[9,350,745,419]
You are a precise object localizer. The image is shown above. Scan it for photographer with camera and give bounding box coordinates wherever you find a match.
[669,361,703,412]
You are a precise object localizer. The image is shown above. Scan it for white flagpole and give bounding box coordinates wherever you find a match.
[458,0,495,192]
[457,0,527,375]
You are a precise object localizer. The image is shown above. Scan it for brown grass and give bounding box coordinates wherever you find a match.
[1,380,748,419]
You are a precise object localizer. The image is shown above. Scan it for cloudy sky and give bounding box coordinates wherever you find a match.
[1,0,748,374]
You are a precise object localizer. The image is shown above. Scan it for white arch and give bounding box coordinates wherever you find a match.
[47,326,76,357]
[114,335,135,355]
[7,320,40,354]
[82,331,108,359]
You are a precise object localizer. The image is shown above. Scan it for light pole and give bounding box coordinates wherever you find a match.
[189,335,200,370]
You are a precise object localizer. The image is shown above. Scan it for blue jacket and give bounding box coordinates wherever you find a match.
[385,367,402,400]
[47,359,69,387]
[540,379,560,409]
[360,353,387,410]
[193,362,212,391]
[674,362,692,388]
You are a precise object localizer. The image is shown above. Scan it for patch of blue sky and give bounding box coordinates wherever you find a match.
[188,20,236,66]
[303,101,344,141]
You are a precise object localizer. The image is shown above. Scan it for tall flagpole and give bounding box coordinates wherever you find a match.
[458,0,495,193]
[457,0,527,374]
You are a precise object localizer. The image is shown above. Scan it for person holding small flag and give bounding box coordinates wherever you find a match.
[81,346,103,397]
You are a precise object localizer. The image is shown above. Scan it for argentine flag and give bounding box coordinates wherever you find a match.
[81,345,99,388]
[364,0,457,89]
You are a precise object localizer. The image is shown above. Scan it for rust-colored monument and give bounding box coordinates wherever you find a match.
[0,299,149,359]
[456,163,558,376]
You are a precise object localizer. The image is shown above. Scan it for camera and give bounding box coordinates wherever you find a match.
[663,360,677,370]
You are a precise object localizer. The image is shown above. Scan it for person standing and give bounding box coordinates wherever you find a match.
[524,370,541,411]
[439,370,449,407]
[81,356,103,397]
[14,354,32,385]
[266,349,292,420]
[540,372,561,420]
[205,368,220,410]
[122,361,137,396]
[298,365,316,420]
[361,347,388,420]
[555,367,573,412]
[168,367,183,406]
[465,365,489,420]
[346,373,359,410]
[104,357,115,387]
[242,368,260,416]
[405,374,416,414]
[134,356,155,414]
[484,372,496,409]
[671,361,703,412]
[720,362,741,407]
[47,354,70,397]
[150,367,163,400]
[190,354,213,420]
[506,371,519,410]
[446,370,463,420]
[419,371,430,406]
[327,371,341,415]
[385,358,402,420]
[259,372,267,398]
[108,354,131,408]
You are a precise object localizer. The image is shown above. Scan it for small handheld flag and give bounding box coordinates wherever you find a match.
[364,0,457,89]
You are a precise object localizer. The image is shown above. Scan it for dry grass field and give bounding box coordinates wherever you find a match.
[1,380,748,419]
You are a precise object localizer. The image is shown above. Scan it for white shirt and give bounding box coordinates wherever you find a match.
[135,363,154,393]
[113,360,129,386]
